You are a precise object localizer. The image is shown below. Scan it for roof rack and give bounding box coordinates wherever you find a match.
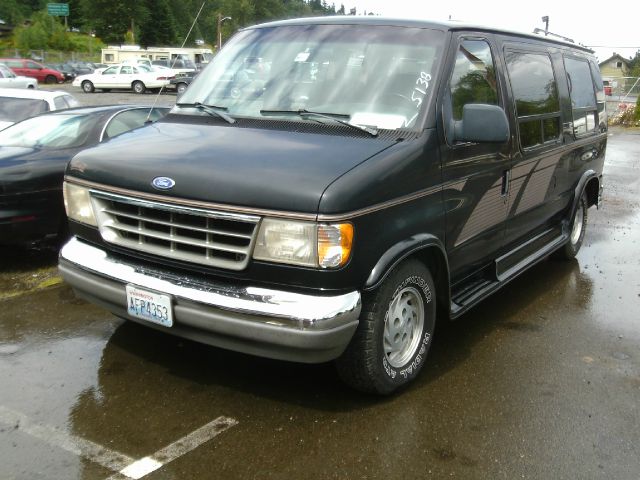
[532,28,574,44]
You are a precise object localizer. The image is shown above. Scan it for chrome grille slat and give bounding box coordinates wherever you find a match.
[110,223,250,254]
[91,192,260,271]
[101,208,254,239]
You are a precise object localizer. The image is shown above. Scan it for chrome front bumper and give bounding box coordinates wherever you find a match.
[59,237,361,363]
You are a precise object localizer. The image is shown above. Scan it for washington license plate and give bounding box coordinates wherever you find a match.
[126,285,173,327]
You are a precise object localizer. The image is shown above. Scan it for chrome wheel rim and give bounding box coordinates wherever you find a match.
[571,203,584,245]
[383,286,425,368]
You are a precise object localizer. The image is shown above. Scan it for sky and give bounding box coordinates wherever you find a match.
[342,0,639,63]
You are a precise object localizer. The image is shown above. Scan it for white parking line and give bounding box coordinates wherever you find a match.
[0,405,238,479]
[111,416,239,480]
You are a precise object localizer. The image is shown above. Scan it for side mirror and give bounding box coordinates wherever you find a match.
[454,104,509,143]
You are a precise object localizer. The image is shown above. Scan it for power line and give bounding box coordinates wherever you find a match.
[585,45,639,48]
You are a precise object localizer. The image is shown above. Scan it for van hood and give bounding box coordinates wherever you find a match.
[68,119,398,213]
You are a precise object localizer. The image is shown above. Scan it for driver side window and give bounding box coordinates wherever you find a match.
[449,39,499,121]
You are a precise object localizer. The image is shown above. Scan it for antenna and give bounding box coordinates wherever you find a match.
[146,1,207,122]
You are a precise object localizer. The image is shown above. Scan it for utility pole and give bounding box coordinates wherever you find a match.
[217,13,231,52]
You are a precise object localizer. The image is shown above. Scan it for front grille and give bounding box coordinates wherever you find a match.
[91,192,260,270]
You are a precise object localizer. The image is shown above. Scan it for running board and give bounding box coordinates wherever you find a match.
[450,228,568,318]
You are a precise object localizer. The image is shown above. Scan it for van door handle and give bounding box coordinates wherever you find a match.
[501,170,510,197]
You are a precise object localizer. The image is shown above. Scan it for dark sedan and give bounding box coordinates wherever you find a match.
[0,105,169,246]
[169,71,198,95]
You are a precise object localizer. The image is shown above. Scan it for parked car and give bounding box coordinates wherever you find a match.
[0,63,38,89]
[59,17,607,394]
[73,64,171,93]
[0,88,79,130]
[0,105,169,246]
[138,64,177,80]
[168,71,198,95]
[65,61,94,75]
[47,63,75,82]
[0,58,65,84]
[152,58,197,75]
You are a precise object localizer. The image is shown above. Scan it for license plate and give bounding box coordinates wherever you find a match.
[126,285,173,327]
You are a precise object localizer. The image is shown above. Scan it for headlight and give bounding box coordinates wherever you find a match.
[253,219,353,269]
[63,182,97,226]
[254,219,317,267]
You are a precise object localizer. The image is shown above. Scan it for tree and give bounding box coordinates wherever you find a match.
[629,50,640,77]
[0,0,31,25]
[13,10,67,51]
[88,0,149,44]
[139,0,177,47]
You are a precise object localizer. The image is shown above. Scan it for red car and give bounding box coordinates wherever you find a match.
[0,58,64,84]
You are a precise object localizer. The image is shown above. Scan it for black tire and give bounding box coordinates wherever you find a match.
[81,81,95,93]
[44,75,57,84]
[176,82,188,94]
[132,81,146,94]
[555,193,588,260]
[336,259,436,395]
[27,84,35,89]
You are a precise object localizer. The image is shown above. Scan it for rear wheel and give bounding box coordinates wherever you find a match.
[44,75,57,84]
[556,193,588,259]
[336,259,436,395]
[81,81,95,93]
[132,81,146,94]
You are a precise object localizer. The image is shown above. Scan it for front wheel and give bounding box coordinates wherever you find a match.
[336,259,436,395]
[81,81,94,93]
[44,75,57,84]
[176,82,188,95]
[555,193,588,260]
[132,81,146,94]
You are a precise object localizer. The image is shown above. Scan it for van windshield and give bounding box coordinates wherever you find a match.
[177,24,443,130]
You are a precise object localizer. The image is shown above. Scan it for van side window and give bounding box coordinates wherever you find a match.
[564,57,597,136]
[450,40,499,121]
[506,51,560,149]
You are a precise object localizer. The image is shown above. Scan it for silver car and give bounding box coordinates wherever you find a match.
[0,63,38,89]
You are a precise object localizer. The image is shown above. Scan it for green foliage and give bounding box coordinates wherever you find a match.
[0,0,32,25]
[139,0,178,47]
[67,32,105,53]
[13,11,67,50]
[630,51,640,77]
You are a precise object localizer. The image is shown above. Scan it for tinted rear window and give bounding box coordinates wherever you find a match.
[0,97,49,122]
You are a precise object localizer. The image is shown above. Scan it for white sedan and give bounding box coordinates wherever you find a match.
[73,64,171,94]
[0,63,38,89]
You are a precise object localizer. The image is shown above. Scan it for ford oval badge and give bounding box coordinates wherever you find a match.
[152,176,175,190]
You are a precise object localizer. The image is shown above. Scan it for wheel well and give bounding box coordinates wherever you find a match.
[412,247,451,321]
[585,177,600,208]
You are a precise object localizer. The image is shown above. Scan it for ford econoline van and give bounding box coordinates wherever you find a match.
[59,17,606,394]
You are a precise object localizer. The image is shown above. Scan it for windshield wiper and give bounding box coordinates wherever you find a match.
[259,109,378,137]
[175,102,236,124]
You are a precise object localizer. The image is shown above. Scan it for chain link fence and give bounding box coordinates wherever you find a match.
[0,48,100,64]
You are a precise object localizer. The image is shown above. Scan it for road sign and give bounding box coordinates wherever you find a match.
[47,3,69,16]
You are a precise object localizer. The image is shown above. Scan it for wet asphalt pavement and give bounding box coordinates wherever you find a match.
[1,125,639,479]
